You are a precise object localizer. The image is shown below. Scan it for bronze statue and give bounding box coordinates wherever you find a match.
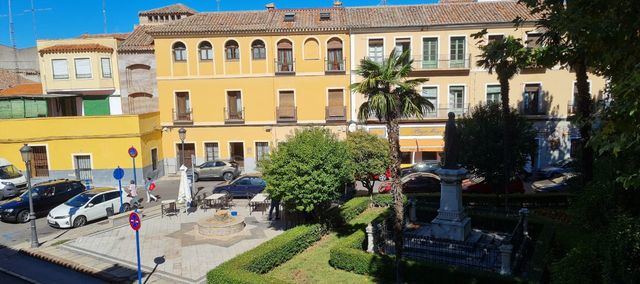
[443,112,459,169]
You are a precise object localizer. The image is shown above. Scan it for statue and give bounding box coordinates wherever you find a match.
[443,112,459,169]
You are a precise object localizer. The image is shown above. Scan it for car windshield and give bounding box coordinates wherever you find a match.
[19,185,50,200]
[0,165,22,179]
[64,192,96,207]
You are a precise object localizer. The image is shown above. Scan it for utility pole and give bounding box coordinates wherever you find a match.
[216,0,221,11]
[379,0,387,5]
[7,0,20,84]
[24,0,52,40]
[102,0,107,33]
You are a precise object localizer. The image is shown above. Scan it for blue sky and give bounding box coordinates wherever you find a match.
[0,0,437,48]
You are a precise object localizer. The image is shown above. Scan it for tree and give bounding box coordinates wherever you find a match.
[346,130,391,197]
[352,49,432,283]
[457,103,536,193]
[474,34,532,194]
[259,128,354,220]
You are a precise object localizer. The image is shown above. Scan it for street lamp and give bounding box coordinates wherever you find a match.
[178,127,187,167]
[19,144,39,248]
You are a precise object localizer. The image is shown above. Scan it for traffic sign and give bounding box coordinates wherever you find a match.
[113,167,125,180]
[128,146,138,158]
[129,212,141,231]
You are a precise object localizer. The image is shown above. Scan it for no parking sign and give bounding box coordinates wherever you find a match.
[129,212,141,231]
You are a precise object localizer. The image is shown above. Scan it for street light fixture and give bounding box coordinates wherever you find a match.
[19,144,39,248]
[178,127,187,167]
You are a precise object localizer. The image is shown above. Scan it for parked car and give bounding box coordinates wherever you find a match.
[0,179,85,223]
[534,158,576,180]
[47,187,133,228]
[378,172,440,194]
[0,158,27,200]
[193,160,240,182]
[212,174,266,197]
[400,161,441,177]
[532,172,578,193]
[462,176,525,194]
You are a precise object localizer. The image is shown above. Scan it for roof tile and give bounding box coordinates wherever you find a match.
[139,3,197,16]
[39,44,114,55]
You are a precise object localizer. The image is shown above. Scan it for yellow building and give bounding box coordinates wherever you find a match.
[149,3,352,173]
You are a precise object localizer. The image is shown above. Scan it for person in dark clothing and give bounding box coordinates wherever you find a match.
[268,198,280,220]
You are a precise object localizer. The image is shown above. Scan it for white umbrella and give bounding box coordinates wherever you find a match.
[177,165,189,204]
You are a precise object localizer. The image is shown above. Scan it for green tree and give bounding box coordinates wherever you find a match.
[259,128,354,219]
[474,34,532,193]
[457,103,536,193]
[346,130,390,197]
[351,50,432,283]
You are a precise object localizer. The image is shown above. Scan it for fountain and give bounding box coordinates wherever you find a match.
[197,210,246,236]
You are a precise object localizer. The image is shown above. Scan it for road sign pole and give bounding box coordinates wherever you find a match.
[118,179,123,212]
[132,157,137,187]
[135,228,142,284]
[129,210,143,284]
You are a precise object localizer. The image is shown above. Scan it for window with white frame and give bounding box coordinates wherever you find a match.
[448,86,465,114]
[422,37,438,69]
[74,58,92,79]
[204,142,219,161]
[421,86,438,117]
[368,39,383,63]
[198,41,213,60]
[449,36,466,68]
[395,38,411,56]
[255,142,269,161]
[51,59,69,79]
[100,58,112,78]
[486,85,501,104]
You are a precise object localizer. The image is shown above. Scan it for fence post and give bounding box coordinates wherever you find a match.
[409,197,417,223]
[519,208,530,237]
[366,223,374,253]
[499,244,513,275]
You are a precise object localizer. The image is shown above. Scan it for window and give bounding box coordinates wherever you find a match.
[486,85,501,104]
[74,155,92,181]
[320,12,330,21]
[74,58,91,79]
[284,13,295,22]
[395,38,411,56]
[422,38,438,69]
[151,148,158,171]
[488,34,504,44]
[198,41,213,60]
[100,58,112,78]
[52,59,69,79]
[327,89,345,119]
[278,90,295,120]
[449,36,466,68]
[448,86,465,113]
[174,92,191,121]
[251,40,266,60]
[104,191,120,201]
[255,142,269,161]
[90,194,106,205]
[523,83,542,115]
[204,142,219,161]
[225,40,240,60]
[226,91,243,120]
[368,39,383,63]
[422,87,438,117]
[53,183,70,195]
[526,33,542,48]
[326,37,344,71]
[172,42,187,61]
[276,39,294,72]
[29,146,49,177]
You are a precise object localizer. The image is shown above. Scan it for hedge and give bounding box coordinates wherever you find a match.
[326,196,371,227]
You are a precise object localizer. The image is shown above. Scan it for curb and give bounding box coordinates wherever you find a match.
[0,266,39,284]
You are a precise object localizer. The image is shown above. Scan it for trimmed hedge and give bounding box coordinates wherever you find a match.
[327,196,371,227]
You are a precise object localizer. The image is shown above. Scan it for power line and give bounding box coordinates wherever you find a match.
[24,0,52,41]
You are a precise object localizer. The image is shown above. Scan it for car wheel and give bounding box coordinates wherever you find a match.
[220,190,230,197]
[73,216,87,228]
[223,172,234,181]
[121,203,131,212]
[17,210,29,223]
[194,173,199,182]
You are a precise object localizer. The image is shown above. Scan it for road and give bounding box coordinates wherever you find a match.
[0,178,223,248]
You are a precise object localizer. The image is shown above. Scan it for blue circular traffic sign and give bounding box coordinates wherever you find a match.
[113,167,125,180]
[129,212,141,231]
[128,146,138,158]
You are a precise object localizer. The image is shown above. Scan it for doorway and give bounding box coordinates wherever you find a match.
[229,142,245,167]
[176,143,195,168]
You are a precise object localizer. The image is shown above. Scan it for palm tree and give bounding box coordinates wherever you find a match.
[351,50,432,283]
[475,34,532,198]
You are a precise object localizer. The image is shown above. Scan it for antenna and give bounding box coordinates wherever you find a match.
[7,0,20,84]
[102,0,107,33]
[24,0,52,41]
[216,0,221,11]
[379,0,387,5]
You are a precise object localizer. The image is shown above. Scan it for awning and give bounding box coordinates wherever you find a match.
[399,138,443,152]
[0,93,80,99]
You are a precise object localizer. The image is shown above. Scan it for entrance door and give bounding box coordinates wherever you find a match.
[175,92,190,120]
[229,142,245,167]
[176,143,195,168]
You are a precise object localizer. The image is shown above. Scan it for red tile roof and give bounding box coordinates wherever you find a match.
[0,83,42,96]
[118,26,155,53]
[77,33,130,41]
[139,3,197,16]
[39,43,114,55]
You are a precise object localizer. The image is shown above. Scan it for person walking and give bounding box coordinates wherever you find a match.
[144,177,158,203]
[268,197,280,220]
[127,180,139,204]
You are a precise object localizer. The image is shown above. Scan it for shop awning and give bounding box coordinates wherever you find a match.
[399,138,443,152]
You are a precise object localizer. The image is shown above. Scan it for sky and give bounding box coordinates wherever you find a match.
[0,0,437,48]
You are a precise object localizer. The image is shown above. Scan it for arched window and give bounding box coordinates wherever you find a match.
[251,40,266,60]
[276,39,293,72]
[198,41,213,60]
[326,37,344,71]
[225,40,240,60]
[172,42,186,61]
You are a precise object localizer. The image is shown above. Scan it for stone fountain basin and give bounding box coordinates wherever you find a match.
[197,215,246,236]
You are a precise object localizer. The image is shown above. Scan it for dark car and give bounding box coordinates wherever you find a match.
[462,176,525,194]
[534,158,576,180]
[378,172,441,194]
[212,174,266,198]
[401,161,441,177]
[0,179,85,223]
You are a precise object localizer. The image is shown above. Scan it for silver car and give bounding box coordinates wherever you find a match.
[193,160,240,182]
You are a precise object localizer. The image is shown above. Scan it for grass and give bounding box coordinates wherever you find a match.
[267,208,385,284]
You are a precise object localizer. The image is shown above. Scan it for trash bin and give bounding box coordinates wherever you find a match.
[106,206,114,217]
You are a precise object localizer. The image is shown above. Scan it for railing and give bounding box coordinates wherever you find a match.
[276,106,297,122]
[172,108,192,123]
[224,107,244,123]
[520,106,547,116]
[368,104,469,121]
[325,58,346,72]
[411,54,472,70]
[325,106,347,121]
[275,60,295,74]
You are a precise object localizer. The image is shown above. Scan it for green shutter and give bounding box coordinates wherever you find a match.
[10,100,25,118]
[36,100,48,117]
[24,100,38,118]
[82,96,110,116]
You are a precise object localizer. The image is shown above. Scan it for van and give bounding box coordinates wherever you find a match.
[0,158,28,200]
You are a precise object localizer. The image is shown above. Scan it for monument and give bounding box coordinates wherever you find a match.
[430,112,471,241]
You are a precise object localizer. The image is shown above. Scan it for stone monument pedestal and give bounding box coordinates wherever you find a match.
[430,168,471,241]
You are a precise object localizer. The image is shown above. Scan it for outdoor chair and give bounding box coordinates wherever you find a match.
[161,200,179,218]
[201,193,210,211]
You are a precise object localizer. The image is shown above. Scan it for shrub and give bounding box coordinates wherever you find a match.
[326,196,371,227]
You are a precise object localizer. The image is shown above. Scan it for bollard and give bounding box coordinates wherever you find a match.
[499,244,513,275]
[366,223,374,253]
[519,208,530,237]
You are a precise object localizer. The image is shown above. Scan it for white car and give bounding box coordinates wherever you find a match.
[0,158,27,200]
[47,187,133,228]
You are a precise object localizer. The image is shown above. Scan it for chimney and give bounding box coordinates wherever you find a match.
[333,1,343,7]
[266,3,276,10]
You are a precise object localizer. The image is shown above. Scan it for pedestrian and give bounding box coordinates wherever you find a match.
[145,177,158,203]
[128,180,138,200]
[268,197,280,220]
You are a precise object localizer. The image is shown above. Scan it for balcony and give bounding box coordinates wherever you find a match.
[367,104,470,121]
[276,106,297,123]
[409,54,471,76]
[520,106,547,116]
[224,107,244,124]
[325,58,346,73]
[275,60,295,75]
[173,108,192,124]
[326,106,347,122]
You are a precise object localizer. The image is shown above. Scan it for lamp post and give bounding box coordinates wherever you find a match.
[20,144,39,248]
[178,127,187,167]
